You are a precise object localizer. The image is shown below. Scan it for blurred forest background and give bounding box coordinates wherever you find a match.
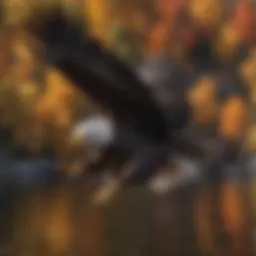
[0,0,255,168]
[0,0,256,255]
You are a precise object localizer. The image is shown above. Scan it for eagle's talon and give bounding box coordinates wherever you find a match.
[92,179,121,206]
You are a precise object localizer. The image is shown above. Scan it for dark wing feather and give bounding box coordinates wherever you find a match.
[32,9,169,140]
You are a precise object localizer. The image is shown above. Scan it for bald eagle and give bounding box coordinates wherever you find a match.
[28,8,194,203]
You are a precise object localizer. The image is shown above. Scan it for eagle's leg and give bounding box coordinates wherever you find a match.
[118,144,171,184]
[92,143,171,205]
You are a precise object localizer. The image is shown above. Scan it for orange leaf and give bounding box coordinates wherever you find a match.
[230,0,254,43]
[147,21,170,54]
[154,0,183,22]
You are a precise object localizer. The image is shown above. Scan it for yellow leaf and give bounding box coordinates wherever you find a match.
[218,96,248,141]
[214,23,241,61]
[187,76,217,125]
[188,0,222,28]
[17,81,40,102]
[46,68,77,100]
[240,51,256,86]
[84,0,114,44]
[245,125,256,151]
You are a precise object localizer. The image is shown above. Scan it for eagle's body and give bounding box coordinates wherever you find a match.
[28,9,192,203]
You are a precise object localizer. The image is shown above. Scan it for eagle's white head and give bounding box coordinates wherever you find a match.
[71,115,116,150]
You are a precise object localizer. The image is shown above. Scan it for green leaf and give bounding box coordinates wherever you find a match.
[110,25,142,64]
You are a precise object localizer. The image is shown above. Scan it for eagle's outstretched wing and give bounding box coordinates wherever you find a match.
[29,9,169,141]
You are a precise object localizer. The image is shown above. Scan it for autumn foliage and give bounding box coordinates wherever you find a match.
[0,0,254,157]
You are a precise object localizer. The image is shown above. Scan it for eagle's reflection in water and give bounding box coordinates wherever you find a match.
[0,150,251,255]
